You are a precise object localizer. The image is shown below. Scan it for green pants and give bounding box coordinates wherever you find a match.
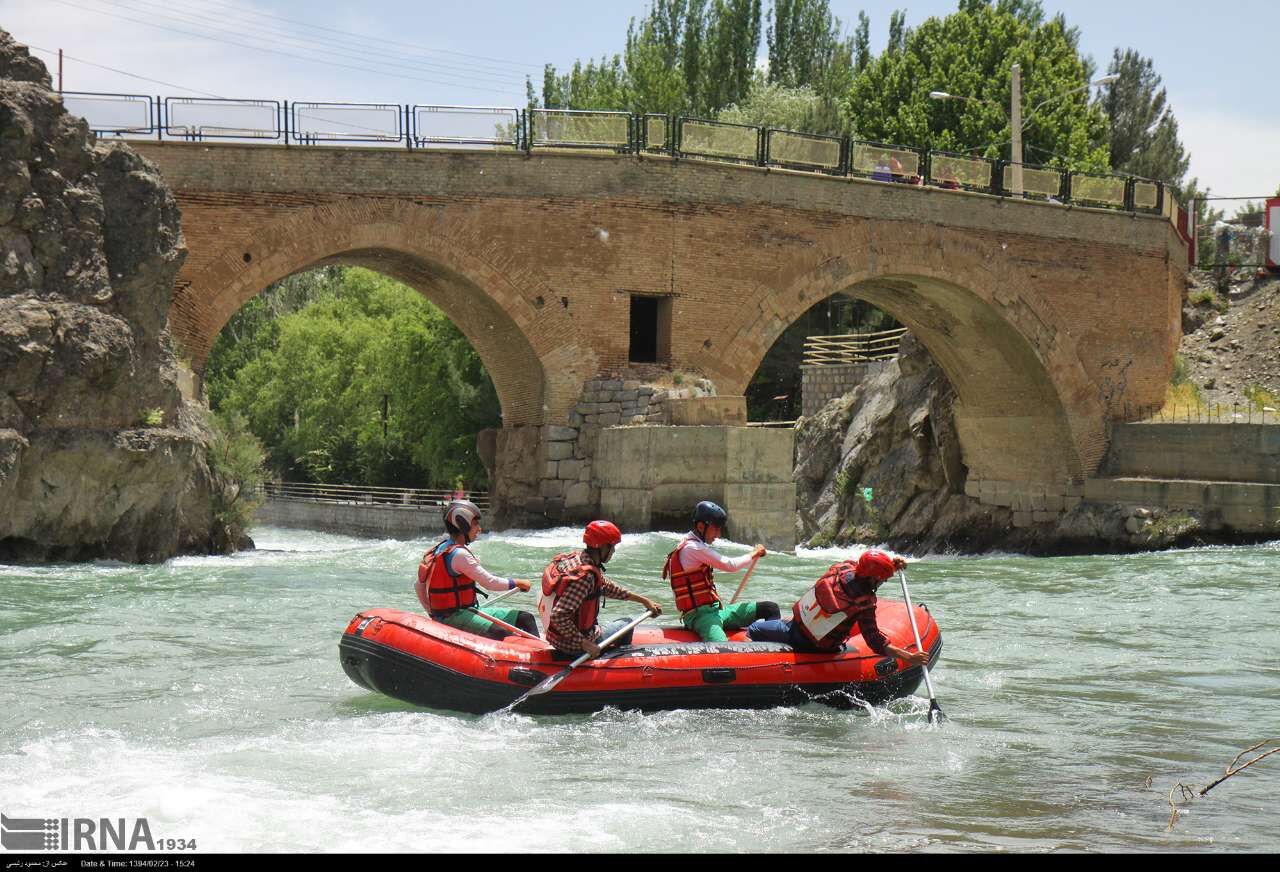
[681,601,760,642]
[439,605,526,638]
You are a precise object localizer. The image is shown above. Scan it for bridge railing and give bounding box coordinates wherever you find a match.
[260,481,492,510]
[1124,402,1279,425]
[60,90,1179,218]
[802,327,909,366]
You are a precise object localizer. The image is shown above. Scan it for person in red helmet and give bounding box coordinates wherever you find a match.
[746,549,930,664]
[539,521,663,658]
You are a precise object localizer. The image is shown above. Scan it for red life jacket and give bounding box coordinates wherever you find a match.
[663,535,720,614]
[538,550,602,635]
[793,561,870,650]
[415,540,477,617]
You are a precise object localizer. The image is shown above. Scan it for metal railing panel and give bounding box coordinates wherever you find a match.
[164,97,282,141]
[764,129,843,173]
[676,117,761,164]
[802,328,909,366]
[412,105,520,147]
[642,114,670,152]
[290,102,402,143]
[849,141,922,181]
[1131,179,1163,213]
[528,109,632,150]
[928,152,996,192]
[60,91,154,135]
[1000,162,1065,200]
[1069,171,1128,208]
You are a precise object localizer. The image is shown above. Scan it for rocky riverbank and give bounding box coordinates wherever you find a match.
[793,333,1268,555]
[0,31,230,562]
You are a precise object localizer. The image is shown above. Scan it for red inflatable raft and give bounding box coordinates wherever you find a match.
[340,602,942,715]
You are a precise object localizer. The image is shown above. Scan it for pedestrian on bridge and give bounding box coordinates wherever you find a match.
[416,500,540,640]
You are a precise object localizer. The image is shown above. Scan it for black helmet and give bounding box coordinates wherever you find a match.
[692,501,727,528]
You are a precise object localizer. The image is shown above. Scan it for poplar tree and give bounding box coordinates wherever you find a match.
[1098,48,1191,186]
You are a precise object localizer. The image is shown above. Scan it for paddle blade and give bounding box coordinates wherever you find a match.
[927,699,946,725]
[498,665,573,714]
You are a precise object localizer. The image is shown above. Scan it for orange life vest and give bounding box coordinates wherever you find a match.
[538,551,602,634]
[793,561,867,650]
[415,540,477,617]
[663,535,720,614]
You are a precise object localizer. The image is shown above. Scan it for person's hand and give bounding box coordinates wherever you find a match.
[751,545,767,560]
[582,639,602,658]
[639,596,662,617]
[902,649,930,667]
[892,556,908,571]
[513,578,532,592]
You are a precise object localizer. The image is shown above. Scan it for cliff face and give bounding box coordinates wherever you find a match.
[0,31,222,562]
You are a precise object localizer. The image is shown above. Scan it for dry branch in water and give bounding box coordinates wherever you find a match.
[1166,739,1279,831]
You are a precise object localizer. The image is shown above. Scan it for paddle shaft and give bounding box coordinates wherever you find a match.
[503,609,655,711]
[466,605,540,641]
[729,554,762,604]
[898,568,943,721]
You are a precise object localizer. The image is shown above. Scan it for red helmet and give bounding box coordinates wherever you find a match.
[583,520,623,548]
[855,549,897,581]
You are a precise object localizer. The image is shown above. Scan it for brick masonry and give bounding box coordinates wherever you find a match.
[130,142,1188,522]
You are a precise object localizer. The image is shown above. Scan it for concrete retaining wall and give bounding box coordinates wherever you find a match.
[1104,423,1280,483]
[595,425,796,550]
[255,498,441,540]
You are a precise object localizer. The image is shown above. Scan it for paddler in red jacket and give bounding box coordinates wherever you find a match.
[746,549,930,665]
[662,501,780,642]
[539,521,662,658]
[416,500,539,640]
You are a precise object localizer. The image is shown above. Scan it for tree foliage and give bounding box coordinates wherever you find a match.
[1098,48,1190,186]
[847,0,1109,170]
[210,268,500,489]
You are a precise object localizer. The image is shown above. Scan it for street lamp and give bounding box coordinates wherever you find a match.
[930,68,1119,195]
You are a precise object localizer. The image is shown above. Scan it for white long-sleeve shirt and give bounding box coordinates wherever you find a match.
[448,545,514,593]
[675,534,755,574]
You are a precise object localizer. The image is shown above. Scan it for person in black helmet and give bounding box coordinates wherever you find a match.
[415,499,540,640]
[660,501,779,642]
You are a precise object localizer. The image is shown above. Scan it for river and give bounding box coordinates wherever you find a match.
[1,526,1277,852]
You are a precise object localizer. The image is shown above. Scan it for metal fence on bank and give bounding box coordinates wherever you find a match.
[1125,402,1279,425]
[260,481,492,510]
[60,90,1181,215]
[802,327,909,366]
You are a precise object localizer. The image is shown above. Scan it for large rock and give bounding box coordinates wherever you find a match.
[0,30,224,563]
[794,335,1142,554]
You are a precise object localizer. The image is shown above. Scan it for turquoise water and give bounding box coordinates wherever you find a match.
[1,526,1277,852]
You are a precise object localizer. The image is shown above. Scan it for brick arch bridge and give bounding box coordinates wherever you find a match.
[132,142,1186,521]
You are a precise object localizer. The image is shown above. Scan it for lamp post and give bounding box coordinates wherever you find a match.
[930,68,1119,196]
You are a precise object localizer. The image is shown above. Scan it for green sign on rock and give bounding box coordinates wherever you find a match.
[862,487,874,503]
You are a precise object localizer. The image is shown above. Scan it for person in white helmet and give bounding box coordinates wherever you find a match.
[415,499,539,639]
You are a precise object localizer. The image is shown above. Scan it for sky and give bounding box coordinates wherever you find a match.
[1,0,1275,199]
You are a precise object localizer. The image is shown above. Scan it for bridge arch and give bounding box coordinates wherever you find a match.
[170,199,597,427]
[715,226,1109,485]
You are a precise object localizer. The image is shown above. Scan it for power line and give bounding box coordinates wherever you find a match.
[26,43,224,97]
[171,0,545,73]
[77,0,531,89]
[42,0,526,98]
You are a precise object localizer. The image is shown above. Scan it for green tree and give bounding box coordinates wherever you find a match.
[1098,48,1190,185]
[847,1,1110,171]
[703,0,764,113]
[207,409,266,552]
[216,269,500,489]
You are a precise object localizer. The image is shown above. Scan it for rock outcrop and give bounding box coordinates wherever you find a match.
[0,31,223,562]
[795,335,1219,554]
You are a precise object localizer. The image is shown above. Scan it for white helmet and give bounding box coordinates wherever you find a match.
[443,500,481,535]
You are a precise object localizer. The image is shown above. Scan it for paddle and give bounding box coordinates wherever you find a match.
[466,606,541,641]
[499,608,656,714]
[728,553,762,604]
[898,568,945,724]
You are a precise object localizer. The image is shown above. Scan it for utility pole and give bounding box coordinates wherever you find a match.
[57,49,63,93]
[1010,62,1023,196]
